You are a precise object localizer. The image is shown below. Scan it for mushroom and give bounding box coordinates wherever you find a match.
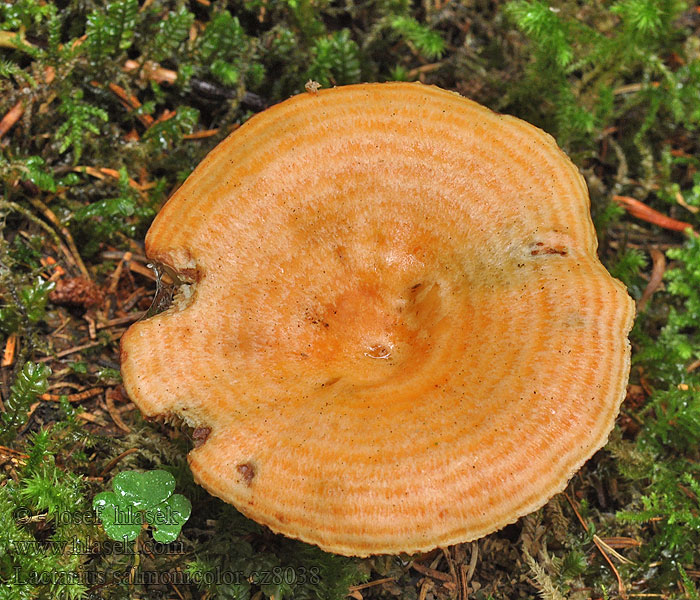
[120,82,635,556]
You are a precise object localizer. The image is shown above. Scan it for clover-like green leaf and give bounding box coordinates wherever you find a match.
[112,470,175,510]
[94,470,190,543]
[93,491,143,541]
[145,493,192,543]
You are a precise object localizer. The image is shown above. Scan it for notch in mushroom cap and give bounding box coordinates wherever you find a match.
[120,82,635,557]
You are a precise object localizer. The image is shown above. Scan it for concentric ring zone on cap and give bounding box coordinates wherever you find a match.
[121,82,635,556]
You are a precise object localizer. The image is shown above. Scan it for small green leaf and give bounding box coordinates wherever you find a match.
[93,491,143,541]
[24,156,56,192]
[73,196,137,221]
[146,494,192,543]
[112,470,175,510]
[20,277,55,322]
[93,490,116,514]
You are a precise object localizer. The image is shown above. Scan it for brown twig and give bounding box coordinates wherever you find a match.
[149,109,176,127]
[77,412,106,425]
[128,261,157,280]
[42,256,66,282]
[458,564,468,600]
[676,190,699,214]
[183,129,220,140]
[348,577,397,592]
[101,250,148,263]
[106,82,154,127]
[84,314,97,340]
[96,312,146,330]
[407,62,444,78]
[637,248,666,313]
[613,195,695,233]
[599,537,643,549]
[2,333,18,367]
[564,492,628,600]
[99,448,140,476]
[36,333,119,362]
[0,445,29,458]
[46,381,83,392]
[122,287,148,311]
[595,536,635,565]
[105,388,131,433]
[613,82,659,95]
[417,579,433,600]
[466,541,478,583]
[123,59,177,85]
[411,561,454,583]
[168,578,186,600]
[39,387,104,403]
[73,166,155,191]
[103,250,132,317]
[0,101,25,139]
[0,200,77,272]
[27,197,91,279]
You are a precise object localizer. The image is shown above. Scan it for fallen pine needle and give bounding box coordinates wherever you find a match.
[0,100,24,139]
[106,82,154,127]
[637,248,666,313]
[150,109,176,126]
[100,448,140,476]
[0,200,77,274]
[105,388,131,433]
[39,387,104,403]
[37,331,122,363]
[0,445,29,458]
[96,312,146,330]
[565,492,628,600]
[128,261,158,280]
[613,195,695,233]
[676,190,699,214]
[27,197,91,279]
[183,129,220,140]
[2,332,18,367]
[77,412,106,425]
[123,59,177,85]
[600,537,643,549]
[411,561,454,583]
[348,577,396,592]
[595,536,635,565]
[73,165,155,191]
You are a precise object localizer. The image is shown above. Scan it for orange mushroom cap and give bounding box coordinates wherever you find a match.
[121,82,635,556]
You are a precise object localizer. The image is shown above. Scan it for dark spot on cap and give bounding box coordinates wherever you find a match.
[322,376,341,387]
[192,426,211,448]
[531,244,568,256]
[237,462,256,486]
